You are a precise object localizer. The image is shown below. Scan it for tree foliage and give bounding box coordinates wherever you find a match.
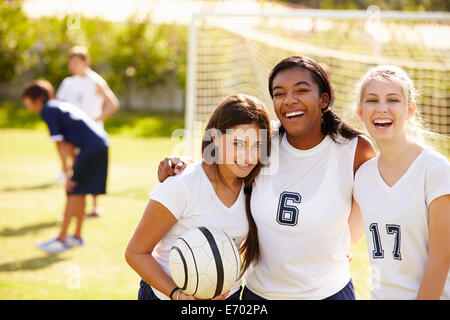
[283,0,450,11]
[0,1,36,81]
[0,0,188,94]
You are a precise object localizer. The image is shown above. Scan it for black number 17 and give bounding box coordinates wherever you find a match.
[369,223,402,260]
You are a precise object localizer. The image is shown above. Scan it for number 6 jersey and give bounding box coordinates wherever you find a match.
[353,147,450,300]
[245,133,358,299]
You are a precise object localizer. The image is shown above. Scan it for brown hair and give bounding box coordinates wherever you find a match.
[22,79,55,103]
[201,94,271,274]
[268,56,362,142]
[69,46,90,64]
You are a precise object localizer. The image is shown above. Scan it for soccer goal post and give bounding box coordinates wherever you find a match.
[184,9,450,158]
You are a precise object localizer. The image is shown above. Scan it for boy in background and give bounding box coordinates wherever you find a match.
[23,79,109,253]
[56,46,119,218]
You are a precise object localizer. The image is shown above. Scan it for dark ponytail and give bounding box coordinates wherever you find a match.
[268,56,362,142]
[321,108,362,141]
[240,185,260,276]
[201,94,271,276]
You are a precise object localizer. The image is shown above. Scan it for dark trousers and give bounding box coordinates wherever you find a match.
[241,279,356,300]
[138,279,242,300]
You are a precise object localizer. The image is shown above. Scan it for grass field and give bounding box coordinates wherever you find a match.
[0,127,372,300]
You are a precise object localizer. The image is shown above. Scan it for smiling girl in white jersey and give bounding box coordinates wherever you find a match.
[353,65,450,300]
[125,95,272,300]
[240,56,375,300]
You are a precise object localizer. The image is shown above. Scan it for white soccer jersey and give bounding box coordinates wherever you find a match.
[56,70,105,126]
[149,161,249,300]
[354,147,450,300]
[245,134,358,299]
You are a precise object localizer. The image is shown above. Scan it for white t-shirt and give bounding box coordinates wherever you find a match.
[56,70,105,126]
[354,146,450,300]
[245,133,358,299]
[149,161,249,300]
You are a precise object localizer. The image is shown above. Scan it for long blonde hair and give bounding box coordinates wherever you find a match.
[354,65,442,148]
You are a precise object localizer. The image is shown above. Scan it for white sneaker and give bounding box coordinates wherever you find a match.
[37,238,69,253]
[53,171,66,183]
[66,235,84,248]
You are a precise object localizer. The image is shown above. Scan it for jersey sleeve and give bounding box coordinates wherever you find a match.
[150,176,189,220]
[88,70,108,88]
[425,160,450,207]
[352,175,360,204]
[55,79,69,101]
[40,107,64,142]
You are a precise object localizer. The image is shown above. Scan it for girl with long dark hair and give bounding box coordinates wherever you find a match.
[125,94,271,300]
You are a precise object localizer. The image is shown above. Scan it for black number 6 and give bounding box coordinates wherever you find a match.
[276,191,301,226]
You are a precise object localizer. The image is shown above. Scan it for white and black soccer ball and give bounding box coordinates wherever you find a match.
[169,226,241,300]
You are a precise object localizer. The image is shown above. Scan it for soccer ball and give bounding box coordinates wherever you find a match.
[169,226,241,299]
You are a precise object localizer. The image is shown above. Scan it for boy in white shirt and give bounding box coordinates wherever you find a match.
[56,46,119,218]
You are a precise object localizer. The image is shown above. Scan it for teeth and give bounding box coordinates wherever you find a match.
[286,111,304,118]
[373,119,392,124]
[236,163,250,167]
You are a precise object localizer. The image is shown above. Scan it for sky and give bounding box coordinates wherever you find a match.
[22,0,286,24]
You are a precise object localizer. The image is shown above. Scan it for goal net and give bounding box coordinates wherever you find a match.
[183,9,450,158]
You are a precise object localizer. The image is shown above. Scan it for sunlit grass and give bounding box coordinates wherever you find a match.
[0,128,178,299]
[0,128,371,299]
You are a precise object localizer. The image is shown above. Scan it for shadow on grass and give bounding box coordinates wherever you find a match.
[0,221,59,237]
[0,254,66,272]
[0,181,58,193]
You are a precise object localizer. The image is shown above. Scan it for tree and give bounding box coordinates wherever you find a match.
[282,0,450,11]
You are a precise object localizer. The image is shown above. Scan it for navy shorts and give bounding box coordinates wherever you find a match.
[241,279,356,300]
[138,279,242,300]
[68,146,108,196]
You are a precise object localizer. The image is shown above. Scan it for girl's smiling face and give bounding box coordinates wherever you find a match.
[214,123,265,179]
[357,78,415,143]
[271,67,329,142]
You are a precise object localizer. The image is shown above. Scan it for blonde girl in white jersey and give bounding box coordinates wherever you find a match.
[159,56,376,299]
[353,65,450,300]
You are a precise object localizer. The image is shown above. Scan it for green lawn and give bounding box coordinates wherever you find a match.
[0,128,371,299]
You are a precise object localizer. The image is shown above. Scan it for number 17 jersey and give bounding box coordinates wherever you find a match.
[354,147,450,300]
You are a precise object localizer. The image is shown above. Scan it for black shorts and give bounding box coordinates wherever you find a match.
[68,146,108,196]
[138,279,242,300]
[241,279,356,300]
